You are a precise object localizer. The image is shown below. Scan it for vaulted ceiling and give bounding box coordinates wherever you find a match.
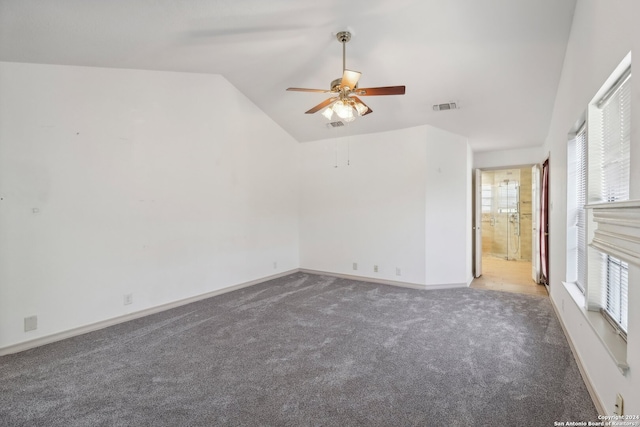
[0,0,576,151]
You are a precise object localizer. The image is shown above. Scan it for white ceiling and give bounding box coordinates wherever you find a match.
[0,0,576,151]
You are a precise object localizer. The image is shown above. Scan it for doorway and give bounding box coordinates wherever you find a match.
[472,166,545,296]
[481,168,530,262]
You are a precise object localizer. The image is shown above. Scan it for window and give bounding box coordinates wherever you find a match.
[596,67,631,203]
[481,184,492,213]
[568,63,630,339]
[497,182,518,213]
[574,124,587,292]
[592,67,631,338]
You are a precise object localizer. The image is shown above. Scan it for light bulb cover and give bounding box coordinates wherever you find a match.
[354,101,368,116]
[342,113,356,122]
[334,101,357,122]
[332,100,349,118]
[321,108,334,120]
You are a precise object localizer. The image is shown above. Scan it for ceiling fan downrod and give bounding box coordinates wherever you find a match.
[336,31,351,73]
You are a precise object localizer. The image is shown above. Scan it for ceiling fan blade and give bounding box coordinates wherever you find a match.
[305,97,337,114]
[287,87,331,93]
[340,69,361,90]
[354,86,406,96]
[351,96,373,116]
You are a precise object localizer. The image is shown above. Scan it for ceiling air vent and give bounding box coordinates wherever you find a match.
[326,121,345,128]
[433,102,457,111]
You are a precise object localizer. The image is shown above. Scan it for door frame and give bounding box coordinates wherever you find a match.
[473,169,482,277]
[539,158,550,288]
[531,164,542,283]
[472,164,541,279]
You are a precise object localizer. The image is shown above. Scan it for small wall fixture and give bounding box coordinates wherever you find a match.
[433,102,458,111]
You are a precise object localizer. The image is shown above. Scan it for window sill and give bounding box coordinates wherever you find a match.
[562,281,628,375]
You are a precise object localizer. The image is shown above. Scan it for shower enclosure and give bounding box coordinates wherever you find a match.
[481,169,531,261]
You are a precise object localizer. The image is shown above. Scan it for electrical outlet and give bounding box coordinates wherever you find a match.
[124,294,133,306]
[353,262,358,271]
[396,267,401,276]
[614,393,624,416]
[273,261,278,269]
[374,265,379,273]
[24,315,38,332]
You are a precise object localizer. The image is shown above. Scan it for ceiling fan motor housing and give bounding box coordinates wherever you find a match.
[330,77,357,92]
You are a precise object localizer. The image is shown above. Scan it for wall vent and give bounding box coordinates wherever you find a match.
[433,102,457,111]
[326,121,344,128]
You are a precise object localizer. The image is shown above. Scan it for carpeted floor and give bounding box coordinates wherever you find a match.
[1,272,598,426]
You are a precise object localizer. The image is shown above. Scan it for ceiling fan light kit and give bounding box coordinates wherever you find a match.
[286,31,405,122]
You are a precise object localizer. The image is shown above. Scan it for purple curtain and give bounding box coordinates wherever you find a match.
[540,159,549,286]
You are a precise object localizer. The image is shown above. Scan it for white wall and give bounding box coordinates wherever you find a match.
[542,0,640,415]
[298,125,471,287]
[0,62,300,349]
[425,129,474,287]
[473,146,543,169]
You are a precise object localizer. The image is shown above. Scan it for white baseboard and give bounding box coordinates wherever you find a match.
[549,298,606,415]
[299,268,426,289]
[299,268,469,291]
[425,282,469,290]
[0,269,298,356]
[467,274,475,286]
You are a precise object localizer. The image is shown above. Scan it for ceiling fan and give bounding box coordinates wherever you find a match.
[286,31,406,122]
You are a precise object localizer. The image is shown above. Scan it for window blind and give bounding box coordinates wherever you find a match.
[604,255,629,336]
[598,69,630,203]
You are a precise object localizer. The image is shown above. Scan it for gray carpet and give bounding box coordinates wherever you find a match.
[1,272,598,426]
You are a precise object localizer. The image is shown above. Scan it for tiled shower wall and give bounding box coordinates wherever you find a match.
[519,167,532,261]
[481,167,532,261]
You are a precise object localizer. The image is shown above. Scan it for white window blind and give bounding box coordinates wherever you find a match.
[605,255,629,334]
[575,124,587,292]
[598,68,631,203]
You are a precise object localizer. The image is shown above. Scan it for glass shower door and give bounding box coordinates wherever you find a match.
[490,182,507,259]
[493,180,520,260]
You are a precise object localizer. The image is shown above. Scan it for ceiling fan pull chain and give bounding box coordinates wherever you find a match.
[345,119,351,166]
